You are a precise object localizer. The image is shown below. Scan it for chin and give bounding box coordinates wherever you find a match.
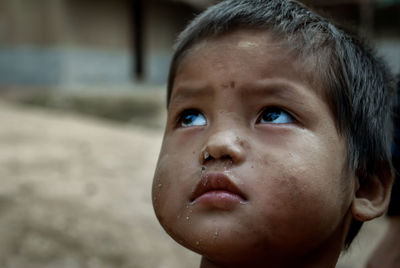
[165,224,277,264]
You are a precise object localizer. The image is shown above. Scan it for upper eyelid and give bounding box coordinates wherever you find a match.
[170,105,300,127]
[169,107,195,123]
[173,108,206,128]
[256,106,298,123]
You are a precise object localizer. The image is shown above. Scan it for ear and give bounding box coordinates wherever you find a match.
[351,162,394,222]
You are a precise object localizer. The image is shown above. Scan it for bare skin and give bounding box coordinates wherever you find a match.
[152,29,393,267]
[367,216,400,268]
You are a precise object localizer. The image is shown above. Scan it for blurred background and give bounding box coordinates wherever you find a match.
[0,0,399,267]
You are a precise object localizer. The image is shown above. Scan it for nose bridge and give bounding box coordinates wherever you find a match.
[201,115,246,164]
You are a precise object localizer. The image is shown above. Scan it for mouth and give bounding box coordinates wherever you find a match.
[190,172,247,206]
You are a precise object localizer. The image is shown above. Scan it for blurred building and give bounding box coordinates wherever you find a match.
[0,0,198,87]
[0,0,398,89]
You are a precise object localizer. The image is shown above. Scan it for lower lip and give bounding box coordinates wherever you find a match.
[191,191,246,210]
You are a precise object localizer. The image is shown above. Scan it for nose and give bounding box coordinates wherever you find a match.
[200,129,246,165]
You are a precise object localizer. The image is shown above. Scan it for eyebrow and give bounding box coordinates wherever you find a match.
[170,79,313,107]
[240,80,311,106]
[169,83,214,105]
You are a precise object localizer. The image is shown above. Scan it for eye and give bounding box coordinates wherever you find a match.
[177,109,207,127]
[257,107,294,124]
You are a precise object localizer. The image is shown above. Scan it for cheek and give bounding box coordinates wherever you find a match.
[153,153,184,214]
[248,176,334,248]
[152,144,201,234]
[153,155,183,235]
[248,137,352,243]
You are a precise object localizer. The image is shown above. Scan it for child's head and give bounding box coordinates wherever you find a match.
[152,0,395,266]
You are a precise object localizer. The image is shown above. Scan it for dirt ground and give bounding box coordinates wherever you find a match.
[0,100,389,268]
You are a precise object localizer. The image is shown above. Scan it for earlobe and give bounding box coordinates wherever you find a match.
[351,163,393,222]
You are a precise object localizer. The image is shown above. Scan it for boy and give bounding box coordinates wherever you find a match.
[152,0,395,267]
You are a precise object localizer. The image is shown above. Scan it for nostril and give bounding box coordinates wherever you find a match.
[202,154,233,165]
[221,155,233,161]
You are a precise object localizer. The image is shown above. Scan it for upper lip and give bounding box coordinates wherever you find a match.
[190,172,247,202]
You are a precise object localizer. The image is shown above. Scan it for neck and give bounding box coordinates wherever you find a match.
[200,258,222,268]
[200,213,352,268]
[200,246,341,268]
[200,254,338,268]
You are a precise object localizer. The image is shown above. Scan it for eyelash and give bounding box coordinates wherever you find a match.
[175,109,207,128]
[174,106,297,129]
[255,106,296,125]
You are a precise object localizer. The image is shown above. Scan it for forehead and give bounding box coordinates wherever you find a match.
[171,29,325,103]
[178,29,291,76]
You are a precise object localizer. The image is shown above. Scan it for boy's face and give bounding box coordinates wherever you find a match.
[153,29,356,264]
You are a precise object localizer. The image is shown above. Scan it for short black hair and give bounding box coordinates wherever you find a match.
[166,0,395,247]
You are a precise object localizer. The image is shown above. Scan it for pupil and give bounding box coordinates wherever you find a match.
[183,114,195,125]
[264,110,280,121]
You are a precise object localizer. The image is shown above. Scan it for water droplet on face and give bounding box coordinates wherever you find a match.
[196,241,200,245]
[201,166,206,175]
[186,216,190,220]
[158,184,162,188]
